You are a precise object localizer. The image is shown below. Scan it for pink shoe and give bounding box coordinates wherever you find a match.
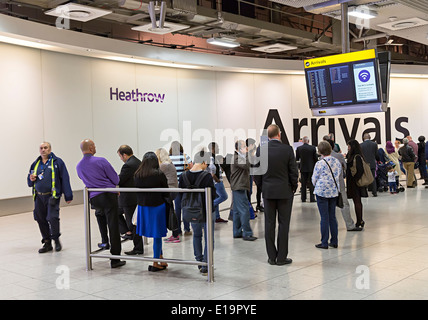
[164,235,180,243]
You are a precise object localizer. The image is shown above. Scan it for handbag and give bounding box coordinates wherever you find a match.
[350,154,374,187]
[132,205,138,225]
[323,159,344,209]
[164,197,179,231]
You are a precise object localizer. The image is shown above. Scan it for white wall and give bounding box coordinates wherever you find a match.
[1,42,428,200]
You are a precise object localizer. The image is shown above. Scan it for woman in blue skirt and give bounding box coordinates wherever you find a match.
[134,152,170,272]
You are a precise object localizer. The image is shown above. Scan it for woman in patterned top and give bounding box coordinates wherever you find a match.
[312,141,342,249]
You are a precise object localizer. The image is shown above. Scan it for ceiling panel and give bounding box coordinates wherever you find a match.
[269,0,333,8]
[394,0,428,15]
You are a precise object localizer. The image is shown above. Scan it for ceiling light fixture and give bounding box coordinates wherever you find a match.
[207,37,240,48]
[377,18,428,31]
[348,6,377,20]
[251,43,297,53]
[131,21,190,34]
[44,3,112,22]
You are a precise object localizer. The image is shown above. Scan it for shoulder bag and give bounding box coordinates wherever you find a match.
[350,154,374,187]
[323,159,344,208]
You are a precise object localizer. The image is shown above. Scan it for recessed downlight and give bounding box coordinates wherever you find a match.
[391,21,418,29]
[66,10,92,19]
[44,3,112,22]
[378,18,428,31]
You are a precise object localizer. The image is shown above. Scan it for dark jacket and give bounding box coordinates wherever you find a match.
[261,139,298,200]
[418,142,426,164]
[134,171,169,207]
[360,140,380,169]
[179,170,217,217]
[27,152,73,202]
[346,154,368,198]
[399,145,415,163]
[118,155,141,208]
[295,143,318,173]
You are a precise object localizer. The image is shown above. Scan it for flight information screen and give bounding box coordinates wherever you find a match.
[304,50,382,110]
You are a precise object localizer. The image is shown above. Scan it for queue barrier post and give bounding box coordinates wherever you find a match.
[83,187,214,283]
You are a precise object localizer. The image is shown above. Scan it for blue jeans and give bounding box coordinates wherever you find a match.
[214,181,228,219]
[232,190,253,238]
[316,195,338,247]
[191,214,215,264]
[174,193,190,234]
[388,182,397,193]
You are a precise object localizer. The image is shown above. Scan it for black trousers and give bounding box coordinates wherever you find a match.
[263,197,293,263]
[370,168,377,195]
[300,172,315,201]
[119,205,143,252]
[33,194,60,242]
[90,193,121,258]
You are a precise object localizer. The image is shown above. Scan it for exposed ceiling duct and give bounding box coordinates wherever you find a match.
[0,0,427,63]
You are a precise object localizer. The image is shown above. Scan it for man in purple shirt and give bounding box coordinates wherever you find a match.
[76,139,126,268]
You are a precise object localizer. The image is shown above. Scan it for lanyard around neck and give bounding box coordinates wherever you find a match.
[33,156,57,199]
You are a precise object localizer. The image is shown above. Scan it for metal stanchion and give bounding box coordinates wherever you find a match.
[83,187,214,282]
[83,187,92,271]
[205,187,214,283]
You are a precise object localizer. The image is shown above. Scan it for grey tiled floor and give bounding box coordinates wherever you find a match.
[2,185,428,300]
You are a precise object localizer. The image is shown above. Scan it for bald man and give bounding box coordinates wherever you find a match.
[28,142,73,253]
[76,139,126,268]
[261,124,298,265]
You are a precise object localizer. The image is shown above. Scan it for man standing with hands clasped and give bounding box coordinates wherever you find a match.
[260,124,298,265]
[27,142,73,253]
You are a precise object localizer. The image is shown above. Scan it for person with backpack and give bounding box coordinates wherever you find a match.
[346,140,369,229]
[179,150,217,275]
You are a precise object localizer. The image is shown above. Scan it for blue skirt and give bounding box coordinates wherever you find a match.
[136,203,167,238]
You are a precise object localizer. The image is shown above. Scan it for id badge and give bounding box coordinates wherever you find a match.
[38,173,44,180]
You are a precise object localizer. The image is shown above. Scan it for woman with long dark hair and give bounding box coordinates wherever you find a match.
[346,139,368,229]
[134,152,169,272]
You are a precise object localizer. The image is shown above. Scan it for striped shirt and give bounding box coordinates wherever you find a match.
[170,153,192,177]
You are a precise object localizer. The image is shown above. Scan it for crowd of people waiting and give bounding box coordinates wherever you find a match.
[26,129,428,273]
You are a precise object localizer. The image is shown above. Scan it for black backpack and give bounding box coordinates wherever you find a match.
[181,171,210,223]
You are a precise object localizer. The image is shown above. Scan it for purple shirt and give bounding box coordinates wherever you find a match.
[76,154,119,198]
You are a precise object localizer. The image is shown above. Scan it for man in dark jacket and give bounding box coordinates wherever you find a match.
[261,125,298,265]
[27,142,73,253]
[117,145,143,255]
[296,136,318,202]
[360,133,380,196]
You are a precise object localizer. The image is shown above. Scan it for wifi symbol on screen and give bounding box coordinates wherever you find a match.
[358,70,371,82]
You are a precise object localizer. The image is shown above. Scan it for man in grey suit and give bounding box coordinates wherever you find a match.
[260,124,298,265]
[360,133,380,197]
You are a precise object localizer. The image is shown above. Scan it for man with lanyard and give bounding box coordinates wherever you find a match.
[27,142,73,253]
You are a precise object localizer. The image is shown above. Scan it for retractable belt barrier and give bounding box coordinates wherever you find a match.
[83,187,214,283]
